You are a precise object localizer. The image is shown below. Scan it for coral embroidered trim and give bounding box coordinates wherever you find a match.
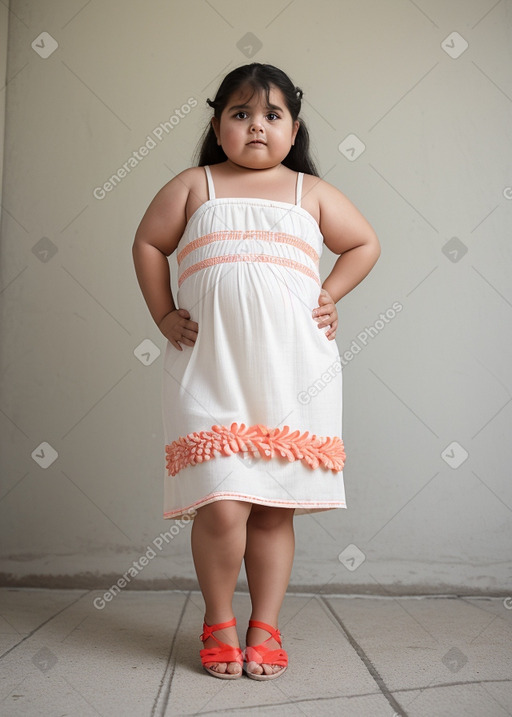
[178,254,321,288]
[165,423,345,476]
[177,230,319,265]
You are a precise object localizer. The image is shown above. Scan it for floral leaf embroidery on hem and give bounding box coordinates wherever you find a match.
[165,423,346,476]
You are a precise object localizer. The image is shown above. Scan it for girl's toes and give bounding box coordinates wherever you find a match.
[246,660,263,675]
[207,661,227,673]
[226,662,242,675]
[261,663,275,676]
[268,664,284,674]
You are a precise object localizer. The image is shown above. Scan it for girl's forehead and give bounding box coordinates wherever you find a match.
[225,84,287,109]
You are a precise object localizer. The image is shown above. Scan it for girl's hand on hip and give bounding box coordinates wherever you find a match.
[312,289,338,341]
[158,309,198,351]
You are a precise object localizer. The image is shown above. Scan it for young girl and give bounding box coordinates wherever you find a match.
[132,63,380,681]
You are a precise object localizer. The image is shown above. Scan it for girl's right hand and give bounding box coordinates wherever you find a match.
[158,308,198,351]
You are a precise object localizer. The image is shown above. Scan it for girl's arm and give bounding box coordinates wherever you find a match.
[318,180,381,303]
[312,180,381,340]
[132,171,198,350]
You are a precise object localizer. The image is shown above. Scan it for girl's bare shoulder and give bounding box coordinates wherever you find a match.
[304,174,371,220]
[167,166,209,220]
[303,175,378,254]
[300,173,337,225]
[144,167,208,221]
[302,174,348,204]
[156,166,205,202]
[134,167,205,254]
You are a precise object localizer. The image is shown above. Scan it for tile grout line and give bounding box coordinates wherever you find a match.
[151,590,191,717]
[320,596,408,717]
[192,690,401,716]
[393,677,512,693]
[0,590,91,660]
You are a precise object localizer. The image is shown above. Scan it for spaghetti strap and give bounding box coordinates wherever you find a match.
[295,172,304,207]
[204,165,216,201]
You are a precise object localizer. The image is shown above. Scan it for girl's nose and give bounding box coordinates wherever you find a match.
[250,120,264,132]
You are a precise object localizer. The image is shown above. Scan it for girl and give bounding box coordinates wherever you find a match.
[132,63,380,680]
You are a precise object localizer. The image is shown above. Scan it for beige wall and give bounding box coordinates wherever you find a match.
[0,0,511,593]
[0,2,8,214]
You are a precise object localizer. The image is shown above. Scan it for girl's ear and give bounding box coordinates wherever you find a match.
[291,119,300,146]
[211,117,221,146]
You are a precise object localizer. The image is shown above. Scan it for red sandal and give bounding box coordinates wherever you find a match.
[244,619,288,681]
[199,617,243,679]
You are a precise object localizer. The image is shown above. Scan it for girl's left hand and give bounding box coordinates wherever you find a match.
[312,288,338,341]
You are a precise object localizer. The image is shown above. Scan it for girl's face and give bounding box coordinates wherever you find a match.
[212,84,300,170]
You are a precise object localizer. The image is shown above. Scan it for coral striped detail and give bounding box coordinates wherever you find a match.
[165,423,345,476]
[177,230,319,265]
[178,254,320,288]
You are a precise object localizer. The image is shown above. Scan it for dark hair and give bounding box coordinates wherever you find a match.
[194,63,319,176]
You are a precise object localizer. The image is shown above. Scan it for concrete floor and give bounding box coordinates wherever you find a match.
[0,588,511,716]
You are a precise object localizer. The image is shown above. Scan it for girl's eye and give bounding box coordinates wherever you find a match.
[232,111,280,121]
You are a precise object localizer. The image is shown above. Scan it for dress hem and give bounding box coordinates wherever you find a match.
[163,492,347,520]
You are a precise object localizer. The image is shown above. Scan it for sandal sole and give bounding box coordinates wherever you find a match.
[203,665,243,680]
[244,665,287,681]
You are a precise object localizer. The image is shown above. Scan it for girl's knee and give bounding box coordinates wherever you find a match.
[195,499,251,534]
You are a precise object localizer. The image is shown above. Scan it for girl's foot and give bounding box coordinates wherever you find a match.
[245,620,288,679]
[200,618,243,678]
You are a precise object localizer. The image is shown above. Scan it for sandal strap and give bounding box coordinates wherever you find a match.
[248,619,282,645]
[245,644,288,667]
[200,616,237,642]
[200,645,243,665]
[199,617,243,666]
[246,620,288,667]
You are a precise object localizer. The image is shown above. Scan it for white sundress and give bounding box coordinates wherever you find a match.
[161,165,346,520]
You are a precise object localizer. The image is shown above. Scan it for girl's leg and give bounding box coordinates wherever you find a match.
[244,505,295,675]
[191,499,252,675]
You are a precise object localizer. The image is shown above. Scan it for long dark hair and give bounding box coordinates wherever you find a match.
[195,63,319,176]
